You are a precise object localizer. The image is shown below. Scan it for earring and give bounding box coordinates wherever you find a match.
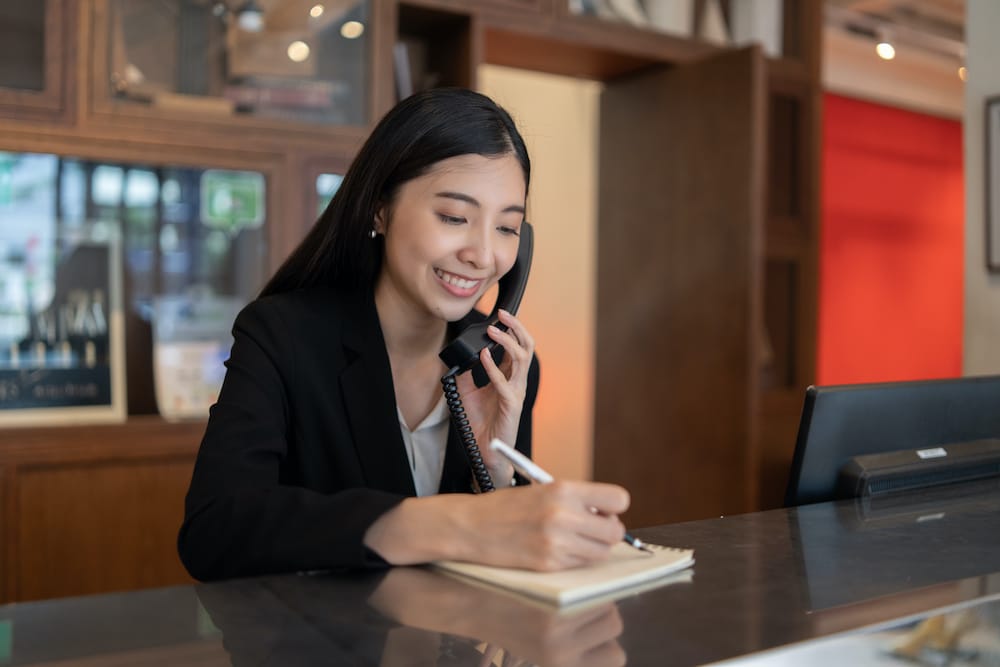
[368,228,377,239]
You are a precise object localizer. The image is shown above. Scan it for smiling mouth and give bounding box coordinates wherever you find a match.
[434,268,483,292]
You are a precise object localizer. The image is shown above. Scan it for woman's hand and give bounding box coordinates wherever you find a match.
[454,309,535,485]
[460,481,630,571]
[364,481,630,572]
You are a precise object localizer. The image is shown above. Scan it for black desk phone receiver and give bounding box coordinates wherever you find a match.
[439,221,534,492]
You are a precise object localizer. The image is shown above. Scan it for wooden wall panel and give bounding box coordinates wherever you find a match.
[14,456,195,602]
[758,390,804,508]
[0,419,202,603]
[595,47,766,527]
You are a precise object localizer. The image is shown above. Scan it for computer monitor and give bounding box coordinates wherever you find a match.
[784,375,1000,507]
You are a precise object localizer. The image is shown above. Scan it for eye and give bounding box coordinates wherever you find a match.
[496,225,520,236]
[437,213,466,225]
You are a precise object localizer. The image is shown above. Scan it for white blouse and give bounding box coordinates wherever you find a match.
[396,394,450,496]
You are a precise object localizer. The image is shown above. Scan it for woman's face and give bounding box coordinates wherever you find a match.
[375,153,527,324]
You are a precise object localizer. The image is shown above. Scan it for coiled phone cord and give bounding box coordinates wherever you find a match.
[441,367,495,493]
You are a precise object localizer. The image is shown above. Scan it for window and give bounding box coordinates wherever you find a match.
[316,172,344,214]
[0,151,267,418]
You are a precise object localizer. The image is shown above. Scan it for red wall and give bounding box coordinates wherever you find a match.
[818,93,964,385]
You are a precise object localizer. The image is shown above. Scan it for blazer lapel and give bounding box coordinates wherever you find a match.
[339,291,416,496]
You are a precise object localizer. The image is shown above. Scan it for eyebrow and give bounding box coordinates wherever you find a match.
[435,191,525,215]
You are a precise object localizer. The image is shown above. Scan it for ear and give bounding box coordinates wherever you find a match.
[373,204,388,235]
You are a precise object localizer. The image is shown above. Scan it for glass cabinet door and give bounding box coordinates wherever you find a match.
[103,0,370,126]
[315,172,343,214]
[0,2,45,91]
[0,0,69,120]
[0,150,269,420]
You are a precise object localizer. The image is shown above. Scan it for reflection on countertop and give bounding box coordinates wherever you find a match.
[711,587,1000,666]
[1,485,999,666]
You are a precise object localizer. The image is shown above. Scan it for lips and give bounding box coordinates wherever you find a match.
[434,268,483,297]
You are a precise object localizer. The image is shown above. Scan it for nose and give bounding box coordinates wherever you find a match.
[457,226,492,270]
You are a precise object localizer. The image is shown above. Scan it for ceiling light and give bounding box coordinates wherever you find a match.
[876,41,896,60]
[310,4,325,18]
[236,0,264,32]
[826,5,965,64]
[340,20,364,39]
[287,40,311,62]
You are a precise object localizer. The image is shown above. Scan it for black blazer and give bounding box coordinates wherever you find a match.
[178,285,539,581]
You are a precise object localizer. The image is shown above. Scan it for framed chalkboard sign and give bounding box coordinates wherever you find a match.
[0,231,126,425]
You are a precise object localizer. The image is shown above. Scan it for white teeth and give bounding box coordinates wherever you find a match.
[435,269,479,290]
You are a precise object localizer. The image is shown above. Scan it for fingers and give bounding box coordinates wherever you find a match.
[571,481,631,517]
[497,309,535,356]
[479,343,512,392]
[454,481,633,572]
[553,482,629,546]
[495,309,535,374]
[563,605,626,667]
[524,482,631,570]
[479,645,502,667]
[562,510,626,552]
[579,640,628,667]
[479,310,533,395]
[484,310,534,372]
[526,603,626,667]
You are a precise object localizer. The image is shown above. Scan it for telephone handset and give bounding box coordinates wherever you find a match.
[440,222,534,493]
[439,222,534,373]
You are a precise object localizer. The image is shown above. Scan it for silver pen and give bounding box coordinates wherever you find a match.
[489,439,654,554]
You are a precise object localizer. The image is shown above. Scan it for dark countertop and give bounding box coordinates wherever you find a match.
[3,483,1000,666]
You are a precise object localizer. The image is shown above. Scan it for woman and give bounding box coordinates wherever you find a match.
[178,88,629,581]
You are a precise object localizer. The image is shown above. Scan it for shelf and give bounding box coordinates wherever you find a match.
[0,415,204,463]
[397,4,475,90]
[483,10,719,81]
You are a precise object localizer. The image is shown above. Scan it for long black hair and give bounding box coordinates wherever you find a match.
[260,88,531,297]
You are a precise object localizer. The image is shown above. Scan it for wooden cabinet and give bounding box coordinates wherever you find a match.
[87,0,377,148]
[0,0,821,599]
[595,48,770,526]
[0,419,203,603]
[592,3,822,525]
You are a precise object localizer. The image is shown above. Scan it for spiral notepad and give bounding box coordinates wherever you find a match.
[433,542,694,606]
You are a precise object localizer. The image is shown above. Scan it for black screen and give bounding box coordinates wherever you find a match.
[785,375,1000,507]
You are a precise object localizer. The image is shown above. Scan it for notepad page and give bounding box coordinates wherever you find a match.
[433,543,694,606]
